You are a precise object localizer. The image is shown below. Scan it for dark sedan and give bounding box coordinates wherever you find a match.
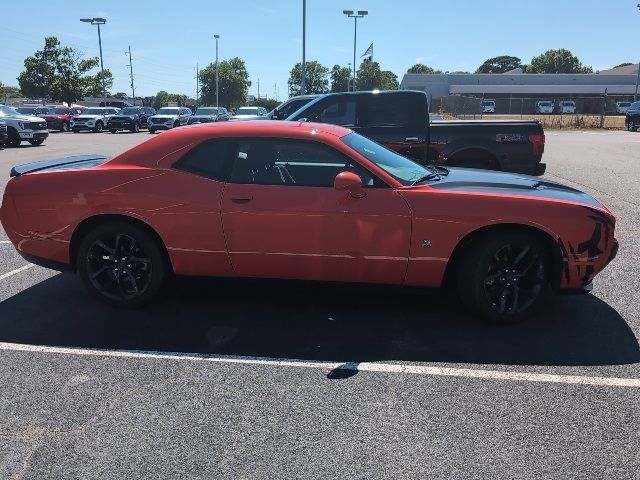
[187,107,230,124]
[107,106,156,133]
[626,101,640,132]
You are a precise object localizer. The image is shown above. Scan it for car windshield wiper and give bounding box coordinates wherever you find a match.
[410,166,450,185]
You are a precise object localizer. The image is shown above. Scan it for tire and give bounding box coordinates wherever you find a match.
[7,128,21,147]
[77,222,168,307]
[149,128,156,134]
[28,138,44,146]
[173,121,180,128]
[456,230,550,323]
[628,120,638,132]
[61,121,70,132]
[130,122,140,133]
[73,129,80,133]
[94,121,104,133]
[109,129,117,134]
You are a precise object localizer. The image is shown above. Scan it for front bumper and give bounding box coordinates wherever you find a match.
[108,120,137,129]
[71,123,98,131]
[19,130,49,140]
[148,123,174,130]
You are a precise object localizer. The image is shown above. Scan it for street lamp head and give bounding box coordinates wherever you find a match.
[343,10,354,15]
[357,10,368,16]
[80,17,106,25]
[80,18,92,22]
[214,34,220,39]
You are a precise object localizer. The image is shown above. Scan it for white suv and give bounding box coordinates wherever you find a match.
[481,100,496,113]
[559,101,576,114]
[0,105,49,147]
[71,107,119,132]
[535,101,554,114]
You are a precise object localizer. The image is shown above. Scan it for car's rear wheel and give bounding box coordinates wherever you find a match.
[77,222,167,307]
[131,123,140,133]
[94,121,104,133]
[456,231,549,323]
[61,121,70,132]
[149,128,156,134]
[628,120,638,132]
[173,121,180,128]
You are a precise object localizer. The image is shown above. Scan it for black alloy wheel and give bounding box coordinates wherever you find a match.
[61,121,70,132]
[457,231,549,323]
[78,223,167,307]
[94,121,104,133]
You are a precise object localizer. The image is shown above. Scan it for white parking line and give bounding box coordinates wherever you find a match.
[0,264,34,280]
[1,342,638,388]
[0,241,12,244]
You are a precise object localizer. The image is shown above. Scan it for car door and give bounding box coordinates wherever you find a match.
[221,136,412,284]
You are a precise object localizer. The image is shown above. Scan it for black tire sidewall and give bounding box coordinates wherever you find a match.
[94,122,103,132]
[77,222,167,307]
[457,231,550,323]
[7,128,21,147]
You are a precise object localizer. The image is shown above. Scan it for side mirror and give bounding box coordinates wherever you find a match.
[334,171,365,198]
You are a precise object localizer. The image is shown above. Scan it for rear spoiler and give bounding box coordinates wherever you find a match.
[10,154,108,177]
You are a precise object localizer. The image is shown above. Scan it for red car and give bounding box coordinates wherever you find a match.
[0,121,618,322]
[39,106,84,132]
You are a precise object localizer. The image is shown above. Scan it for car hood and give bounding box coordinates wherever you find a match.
[110,115,137,120]
[73,115,104,120]
[190,115,217,120]
[427,168,603,208]
[150,115,178,120]
[2,114,43,122]
[233,114,260,119]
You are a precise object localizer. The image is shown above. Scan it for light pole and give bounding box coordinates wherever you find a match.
[80,17,106,97]
[214,34,220,108]
[302,0,306,95]
[343,10,368,92]
[635,4,640,101]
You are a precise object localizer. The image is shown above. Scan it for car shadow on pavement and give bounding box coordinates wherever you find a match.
[0,273,638,367]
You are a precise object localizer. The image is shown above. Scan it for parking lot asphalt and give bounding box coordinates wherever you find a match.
[1,129,639,478]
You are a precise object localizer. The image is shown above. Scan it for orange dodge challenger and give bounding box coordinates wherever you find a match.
[0,121,618,322]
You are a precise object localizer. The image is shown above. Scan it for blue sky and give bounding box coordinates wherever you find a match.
[1,0,639,100]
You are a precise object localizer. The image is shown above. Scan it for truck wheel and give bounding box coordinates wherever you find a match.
[7,128,21,147]
[94,121,104,133]
[456,230,549,323]
[130,123,140,133]
[28,138,44,146]
[77,222,168,307]
[109,129,117,134]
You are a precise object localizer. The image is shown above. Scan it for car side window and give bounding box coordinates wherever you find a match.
[173,139,233,181]
[229,138,385,187]
[316,99,356,126]
[360,94,417,127]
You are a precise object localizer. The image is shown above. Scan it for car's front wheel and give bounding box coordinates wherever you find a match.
[456,231,549,323]
[628,120,638,132]
[131,122,140,133]
[61,121,70,132]
[77,222,168,307]
[7,128,21,147]
[94,121,104,133]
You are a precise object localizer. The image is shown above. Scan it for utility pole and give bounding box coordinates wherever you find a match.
[636,4,640,100]
[196,63,199,106]
[214,34,220,108]
[343,10,368,92]
[257,79,260,99]
[127,45,135,105]
[302,0,306,95]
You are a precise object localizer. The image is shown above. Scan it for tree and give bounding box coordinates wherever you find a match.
[613,62,633,68]
[528,49,592,74]
[407,63,441,74]
[17,37,112,104]
[199,57,251,109]
[288,61,329,96]
[381,70,399,90]
[152,91,190,110]
[251,97,279,111]
[113,92,129,100]
[0,82,23,99]
[84,70,114,97]
[475,55,522,74]
[330,64,352,93]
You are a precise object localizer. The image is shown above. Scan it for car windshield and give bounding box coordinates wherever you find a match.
[83,109,105,115]
[618,103,631,107]
[158,108,180,115]
[341,132,430,185]
[539,102,552,106]
[196,108,219,115]
[0,106,20,116]
[482,101,494,105]
[16,107,37,114]
[236,108,258,115]
[120,108,140,115]
[47,108,69,114]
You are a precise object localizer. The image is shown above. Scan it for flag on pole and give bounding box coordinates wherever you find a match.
[361,43,373,59]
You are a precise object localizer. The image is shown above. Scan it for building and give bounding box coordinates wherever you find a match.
[400,70,639,114]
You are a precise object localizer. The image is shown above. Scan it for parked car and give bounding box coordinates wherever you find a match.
[0,105,49,146]
[0,119,7,147]
[626,101,640,132]
[147,107,192,133]
[269,95,320,120]
[232,106,268,120]
[481,100,496,113]
[615,102,632,114]
[107,106,156,133]
[187,106,230,124]
[535,101,554,114]
[16,106,51,116]
[0,121,618,322]
[100,100,133,109]
[70,107,119,133]
[558,101,576,114]
[286,90,547,175]
[38,106,82,132]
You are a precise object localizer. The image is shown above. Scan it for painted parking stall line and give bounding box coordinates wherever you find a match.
[0,264,34,280]
[0,240,12,244]
[1,342,639,389]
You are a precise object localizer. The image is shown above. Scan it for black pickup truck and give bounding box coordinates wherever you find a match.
[284,90,546,175]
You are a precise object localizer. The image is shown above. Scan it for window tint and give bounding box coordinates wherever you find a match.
[173,139,232,181]
[229,138,384,187]
[360,93,416,127]
[317,99,356,126]
[278,98,311,118]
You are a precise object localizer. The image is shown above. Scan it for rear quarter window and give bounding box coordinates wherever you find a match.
[172,139,233,181]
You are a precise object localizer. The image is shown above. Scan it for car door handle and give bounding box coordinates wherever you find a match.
[405,136,419,142]
[231,196,253,203]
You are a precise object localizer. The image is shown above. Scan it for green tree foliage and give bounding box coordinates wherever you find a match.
[528,49,592,74]
[113,92,129,100]
[17,37,112,104]
[355,60,399,91]
[199,57,251,109]
[613,62,633,68]
[151,91,190,110]
[475,56,522,74]
[0,82,24,99]
[381,71,399,90]
[407,63,442,74]
[251,97,279,111]
[330,64,352,92]
[288,61,329,96]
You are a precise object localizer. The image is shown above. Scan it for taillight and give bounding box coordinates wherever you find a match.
[529,133,545,156]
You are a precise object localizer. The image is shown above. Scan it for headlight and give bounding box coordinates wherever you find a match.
[18,121,25,130]
[130,116,136,120]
